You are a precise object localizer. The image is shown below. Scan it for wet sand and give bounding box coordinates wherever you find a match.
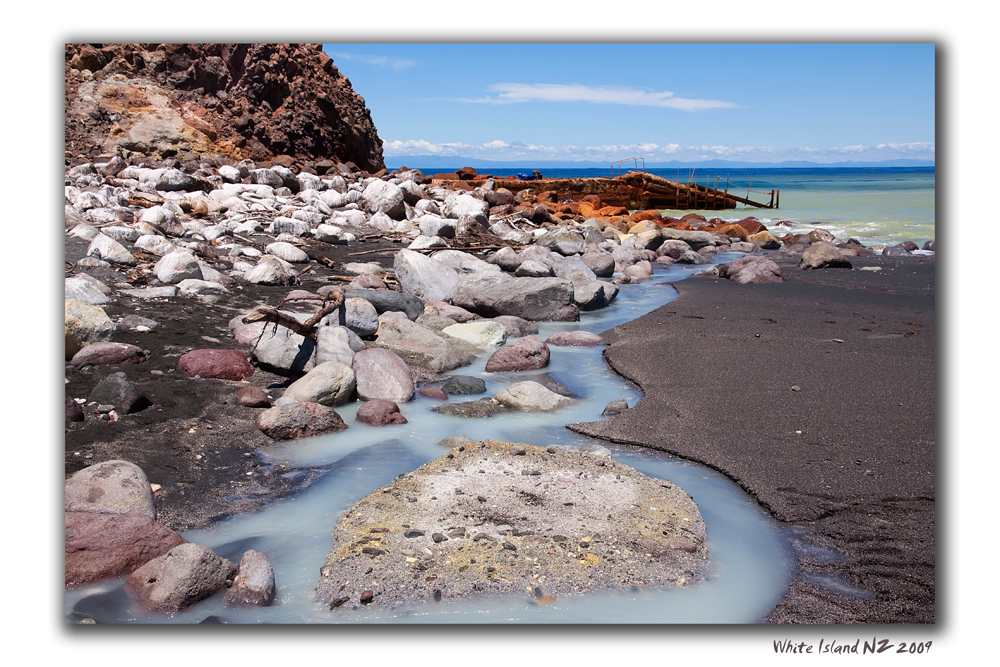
[569,253,935,623]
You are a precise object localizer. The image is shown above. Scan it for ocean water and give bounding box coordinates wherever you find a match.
[421,166,936,248]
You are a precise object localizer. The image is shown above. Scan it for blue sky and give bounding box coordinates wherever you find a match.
[323,43,935,165]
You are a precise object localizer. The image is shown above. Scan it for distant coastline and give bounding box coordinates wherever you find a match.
[385,156,935,171]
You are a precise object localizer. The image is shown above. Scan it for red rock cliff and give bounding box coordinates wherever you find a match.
[65,43,385,172]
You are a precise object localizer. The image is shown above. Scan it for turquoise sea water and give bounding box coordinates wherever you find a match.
[420,166,937,248]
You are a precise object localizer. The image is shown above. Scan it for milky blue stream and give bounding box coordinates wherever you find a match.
[65,257,802,624]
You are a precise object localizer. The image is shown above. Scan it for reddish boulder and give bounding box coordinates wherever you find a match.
[418,387,448,400]
[65,511,186,588]
[256,401,348,440]
[71,342,147,367]
[736,218,767,235]
[348,273,387,290]
[455,166,477,180]
[779,233,812,245]
[713,223,749,240]
[807,228,840,244]
[662,220,692,231]
[356,399,408,426]
[630,209,663,224]
[545,331,603,347]
[485,336,550,372]
[236,385,270,408]
[352,348,415,403]
[179,349,254,380]
[536,190,559,203]
[597,205,630,217]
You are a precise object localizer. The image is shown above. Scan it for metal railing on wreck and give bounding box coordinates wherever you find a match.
[684,170,779,209]
[610,157,645,177]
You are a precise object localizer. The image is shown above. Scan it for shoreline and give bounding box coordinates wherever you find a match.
[66,240,934,623]
[570,252,935,623]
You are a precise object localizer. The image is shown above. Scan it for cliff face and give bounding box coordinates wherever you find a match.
[65,44,385,172]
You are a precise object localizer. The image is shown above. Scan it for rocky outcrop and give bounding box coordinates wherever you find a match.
[65,44,384,171]
[316,440,708,611]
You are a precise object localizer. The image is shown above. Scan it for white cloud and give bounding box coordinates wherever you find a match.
[327,51,416,71]
[383,139,935,164]
[459,83,738,111]
[875,142,935,152]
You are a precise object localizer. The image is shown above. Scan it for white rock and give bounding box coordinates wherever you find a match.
[139,205,176,225]
[68,223,100,241]
[314,224,346,244]
[265,241,309,263]
[342,262,384,276]
[243,255,297,285]
[134,234,177,256]
[177,279,230,296]
[417,215,456,239]
[494,381,575,412]
[442,320,507,348]
[431,249,502,275]
[87,233,136,266]
[443,193,488,219]
[154,250,202,284]
[65,276,110,305]
[282,360,356,407]
[315,326,362,367]
[363,180,405,218]
[218,165,241,183]
[408,235,449,250]
[393,249,461,302]
[268,217,311,238]
[341,297,380,337]
[331,209,367,227]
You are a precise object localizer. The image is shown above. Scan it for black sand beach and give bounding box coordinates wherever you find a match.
[570,253,935,623]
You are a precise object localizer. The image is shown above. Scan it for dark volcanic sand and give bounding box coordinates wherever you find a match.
[569,253,935,623]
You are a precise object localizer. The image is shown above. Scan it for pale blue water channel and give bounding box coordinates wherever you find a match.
[65,257,803,624]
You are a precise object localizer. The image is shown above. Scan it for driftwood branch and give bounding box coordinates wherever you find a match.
[241,292,345,340]
[346,247,401,257]
[305,250,339,269]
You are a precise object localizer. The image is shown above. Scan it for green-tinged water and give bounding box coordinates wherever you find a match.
[657,168,936,248]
